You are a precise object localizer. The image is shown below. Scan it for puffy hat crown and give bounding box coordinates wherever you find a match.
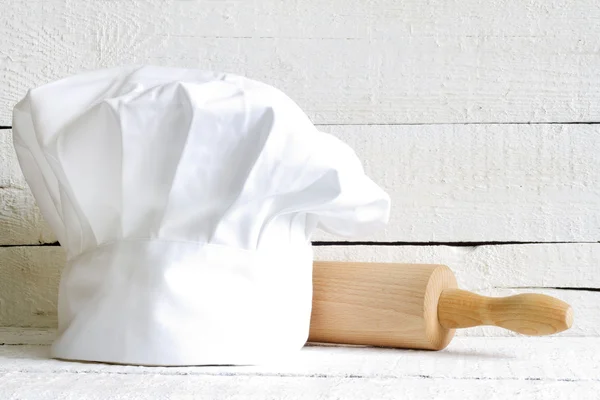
[13,66,390,365]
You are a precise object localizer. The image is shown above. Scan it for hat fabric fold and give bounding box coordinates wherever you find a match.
[13,66,390,366]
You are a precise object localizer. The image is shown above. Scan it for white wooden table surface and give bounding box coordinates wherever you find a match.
[1,1,599,398]
[1,329,599,400]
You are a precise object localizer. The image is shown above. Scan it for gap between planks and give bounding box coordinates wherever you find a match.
[313,241,600,246]
[2,240,600,248]
[3,123,600,129]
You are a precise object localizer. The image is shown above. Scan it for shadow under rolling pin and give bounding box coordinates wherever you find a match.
[309,262,573,350]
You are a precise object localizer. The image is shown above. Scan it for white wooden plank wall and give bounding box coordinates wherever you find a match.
[0,0,598,340]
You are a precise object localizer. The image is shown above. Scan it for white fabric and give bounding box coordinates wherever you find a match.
[12,66,390,366]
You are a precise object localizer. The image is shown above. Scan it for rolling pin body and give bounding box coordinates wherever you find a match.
[309,262,573,350]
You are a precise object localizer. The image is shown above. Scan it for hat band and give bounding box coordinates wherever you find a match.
[51,239,313,365]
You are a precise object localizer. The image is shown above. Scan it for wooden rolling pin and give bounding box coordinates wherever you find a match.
[309,262,573,350]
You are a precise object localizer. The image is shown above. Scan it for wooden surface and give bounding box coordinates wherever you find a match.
[2,124,599,244]
[0,329,598,399]
[1,0,600,125]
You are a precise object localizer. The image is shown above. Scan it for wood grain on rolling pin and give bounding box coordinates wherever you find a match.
[310,263,458,350]
[438,289,573,336]
[310,262,573,349]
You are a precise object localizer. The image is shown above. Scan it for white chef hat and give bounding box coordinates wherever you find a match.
[12,66,390,366]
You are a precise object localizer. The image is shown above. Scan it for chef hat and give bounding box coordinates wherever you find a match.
[12,66,390,366]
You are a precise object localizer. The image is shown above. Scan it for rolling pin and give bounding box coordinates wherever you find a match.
[309,262,573,350]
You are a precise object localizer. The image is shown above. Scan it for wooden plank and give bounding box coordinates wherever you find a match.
[0,247,63,328]
[314,243,600,291]
[2,1,600,124]
[3,0,600,39]
[0,189,55,245]
[0,130,56,245]
[0,130,25,189]
[324,124,600,242]
[0,327,55,345]
[1,244,597,336]
[0,334,599,399]
[2,334,598,380]
[2,372,598,400]
[2,124,599,244]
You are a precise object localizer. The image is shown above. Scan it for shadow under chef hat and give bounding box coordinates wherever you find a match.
[12,66,390,366]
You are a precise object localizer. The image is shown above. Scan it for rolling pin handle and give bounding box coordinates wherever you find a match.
[437,288,573,336]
